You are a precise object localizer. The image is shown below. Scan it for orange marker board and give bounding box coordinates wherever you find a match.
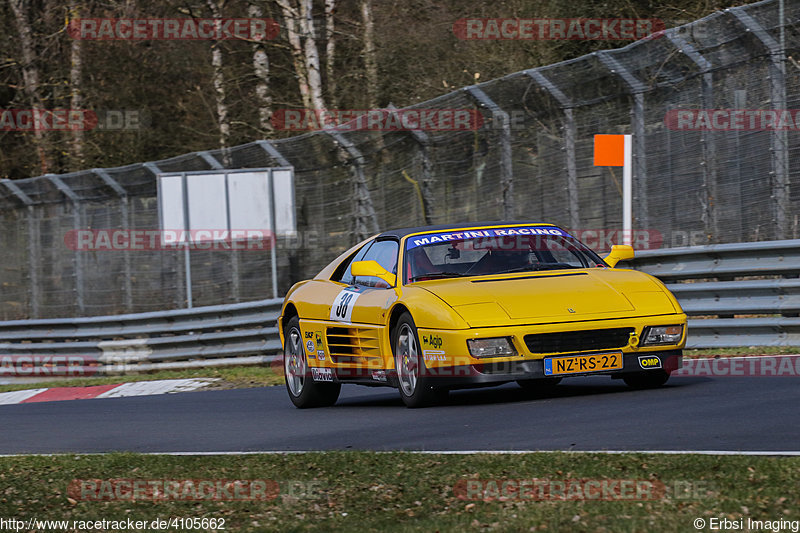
[593,134,625,166]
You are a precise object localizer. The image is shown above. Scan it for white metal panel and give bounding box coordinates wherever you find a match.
[186,173,228,242]
[272,169,296,235]
[228,172,272,232]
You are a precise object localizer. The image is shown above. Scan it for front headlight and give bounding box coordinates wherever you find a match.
[640,325,683,346]
[467,337,517,358]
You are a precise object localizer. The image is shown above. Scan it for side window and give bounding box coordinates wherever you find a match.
[332,242,373,285]
[354,239,399,288]
[545,238,589,267]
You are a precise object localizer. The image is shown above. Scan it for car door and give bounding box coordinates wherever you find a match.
[323,238,400,372]
[329,238,400,327]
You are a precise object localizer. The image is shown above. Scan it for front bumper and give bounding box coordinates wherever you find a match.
[414,350,682,388]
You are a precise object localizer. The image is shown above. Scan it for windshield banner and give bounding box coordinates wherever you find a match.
[406,226,571,249]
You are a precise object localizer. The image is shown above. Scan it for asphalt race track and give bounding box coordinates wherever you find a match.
[1,376,798,454]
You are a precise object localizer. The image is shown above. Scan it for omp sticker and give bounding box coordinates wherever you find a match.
[306,339,315,353]
[311,367,334,382]
[330,288,361,322]
[423,349,446,361]
[638,356,662,369]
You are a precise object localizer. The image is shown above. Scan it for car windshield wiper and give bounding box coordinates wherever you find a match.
[492,263,576,275]
[410,271,464,281]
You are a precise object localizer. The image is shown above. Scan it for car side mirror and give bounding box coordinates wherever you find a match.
[604,245,635,268]
[350,260,397,286]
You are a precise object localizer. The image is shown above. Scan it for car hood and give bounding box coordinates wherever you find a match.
[416,269,678,327]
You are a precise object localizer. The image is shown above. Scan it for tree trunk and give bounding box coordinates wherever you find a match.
[9,0,53,174]
[68,0,84,169]
[276,0,312,111]
[360,0,378,109]
[298,0,326,112]
[248,3,272,134]
[206,0,231,165]
[324,0,336,108]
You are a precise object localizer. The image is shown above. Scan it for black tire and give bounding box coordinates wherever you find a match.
[283,316,341,408]
[516,377,562,394]
[392,312,441,408]
[623,370,670,390]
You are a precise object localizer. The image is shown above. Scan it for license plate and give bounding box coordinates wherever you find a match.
[544,352,623,376]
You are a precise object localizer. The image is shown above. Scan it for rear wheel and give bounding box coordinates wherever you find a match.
[392,313,442,408]
[516,377,562,394]
[623,370,670,389]
[284,316,341,408]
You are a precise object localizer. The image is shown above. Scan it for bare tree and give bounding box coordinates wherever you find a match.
[276,0,327,112]
[205,0,231,164]
[360,0,378,109]
[68,0,84,168]
[248,1,273,134]
[324,0,336,108]
[9,0,53,174]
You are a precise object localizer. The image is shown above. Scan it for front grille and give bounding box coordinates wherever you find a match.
[524,328,634,354]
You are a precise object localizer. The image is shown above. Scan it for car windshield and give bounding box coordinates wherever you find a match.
[404,226,606,283]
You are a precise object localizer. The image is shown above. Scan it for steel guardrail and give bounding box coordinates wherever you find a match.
[0,299,284,383]
[2,240,800,383]
[624,239,800,348]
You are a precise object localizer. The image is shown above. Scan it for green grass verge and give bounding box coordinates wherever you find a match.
[0,365,284,394]
[0,452,798,532]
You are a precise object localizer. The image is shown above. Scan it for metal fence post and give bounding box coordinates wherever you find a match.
[388,104,433,225]
[324,130,379,241]
[731,7,789,240]
[46,175,85,315]
[198,152,240,303]
[597,52,649,230]
[93,169,132,312]
[257,140,292,167]
[666,30,718,243]
[465,85,514,219]
[0,180,38,318]
[526,69,579,230]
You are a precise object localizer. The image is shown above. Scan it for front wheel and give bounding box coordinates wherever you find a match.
[283,316,341,408]
[392,313,441,408]
[623,370,670,389]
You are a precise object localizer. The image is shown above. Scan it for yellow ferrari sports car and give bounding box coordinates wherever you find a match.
[278,222,686,408]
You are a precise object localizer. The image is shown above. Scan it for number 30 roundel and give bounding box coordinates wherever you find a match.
[330,288,361,322]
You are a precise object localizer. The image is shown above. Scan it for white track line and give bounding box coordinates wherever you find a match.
[3,450,800,457]
[95,378,216,398]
